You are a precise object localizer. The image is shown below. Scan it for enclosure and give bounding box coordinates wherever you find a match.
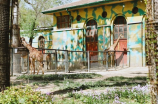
[10,47,130,75]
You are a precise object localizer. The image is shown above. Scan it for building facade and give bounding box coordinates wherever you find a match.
[41,0,146,67]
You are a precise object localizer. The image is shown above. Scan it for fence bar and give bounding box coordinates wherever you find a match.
[11,48,13,76]
[55,50,57,74]
[114,51,116,70]
[21,57,23,73]
[87,51,90,72]
[65,51,68,73]
[27,54,29,74]
[106,51,108,71]
[129,51,130,67]
[123,52,124,68]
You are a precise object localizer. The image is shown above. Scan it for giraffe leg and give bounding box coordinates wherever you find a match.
[49,60,51,70]
[30,64,32,74]
[30,58,33,74]
[37,61,40,75]
[32,59,35,74]
[37,61,44,75]
[47,61,48,70]
[41,61,44,74]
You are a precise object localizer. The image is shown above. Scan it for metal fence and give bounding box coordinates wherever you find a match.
[10,47,130,75]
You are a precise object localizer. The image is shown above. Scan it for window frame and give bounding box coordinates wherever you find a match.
[113,16,127,40]
[57,15,71,29]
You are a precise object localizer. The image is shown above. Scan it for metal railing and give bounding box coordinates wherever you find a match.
[10,47,130,75]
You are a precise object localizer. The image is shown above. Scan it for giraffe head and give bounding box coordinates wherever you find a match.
[20,37,27,47]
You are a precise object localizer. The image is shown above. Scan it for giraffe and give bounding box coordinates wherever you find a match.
[104,34,124,67]
[46,53,51,70]
[21,37,44,74]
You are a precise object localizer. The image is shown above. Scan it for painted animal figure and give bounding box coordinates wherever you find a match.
[104,34,124,67]
[46,53,51,70]
[21,37,44,74]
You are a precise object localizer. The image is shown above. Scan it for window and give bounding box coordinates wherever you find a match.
[132,7,138,14]
[114,16,127,40]
[57,15,71,28]
[102,11,107,18]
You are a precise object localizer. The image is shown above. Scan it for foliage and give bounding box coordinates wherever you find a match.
[0,85,53,103]
[19,0,72,44]
[68,84,150,104]
[16,73,102,80]
[10,75,150,103]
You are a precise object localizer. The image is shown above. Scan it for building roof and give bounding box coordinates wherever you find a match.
[42,0,132,15]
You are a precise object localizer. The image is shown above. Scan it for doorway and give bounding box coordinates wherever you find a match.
[86,20,98,62]
[114,16,127,66]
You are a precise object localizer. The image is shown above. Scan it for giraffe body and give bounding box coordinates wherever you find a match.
[21,37,44,74]
[104,34,124,67]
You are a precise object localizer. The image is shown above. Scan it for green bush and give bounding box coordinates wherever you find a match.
[0,86,53,104]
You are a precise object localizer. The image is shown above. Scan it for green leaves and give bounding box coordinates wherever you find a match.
[0,85,53,103]
[19,0,72,40]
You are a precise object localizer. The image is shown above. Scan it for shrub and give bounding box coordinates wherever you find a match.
[0,86,53,103]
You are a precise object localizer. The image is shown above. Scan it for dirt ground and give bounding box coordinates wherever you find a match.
[10,66,148,94]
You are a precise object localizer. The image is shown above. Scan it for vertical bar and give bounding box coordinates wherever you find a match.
[87,51,90,72]
[27,54,29,74]
[129,51,130,67]
[21,56,23,73]
[55,50,57,74]
[123,51,124,68]
[141,23,143,67]
[106,51,108,71]
[103,26,105,50]
[152,0,154,20]
[11,48,13,76]
[50,54,52,70]
[65,51,68,73]
[114,51,116,70]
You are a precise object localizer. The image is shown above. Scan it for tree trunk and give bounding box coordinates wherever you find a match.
[29,38,33,46]
[0,0,10,91]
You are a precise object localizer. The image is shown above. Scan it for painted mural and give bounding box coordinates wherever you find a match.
[39,0,146,67]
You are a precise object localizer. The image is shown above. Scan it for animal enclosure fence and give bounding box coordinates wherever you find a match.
[10,47,130,75]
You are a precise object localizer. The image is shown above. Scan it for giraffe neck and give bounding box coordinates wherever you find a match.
[113,35,121,49]
[22,41,34,52]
